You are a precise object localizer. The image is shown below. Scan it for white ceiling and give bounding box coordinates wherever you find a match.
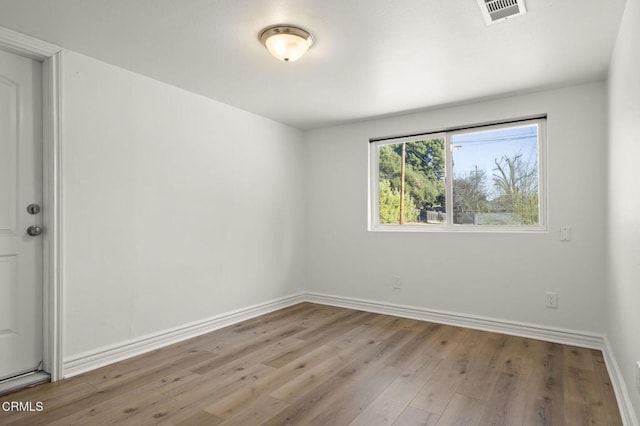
[0,0,627,129]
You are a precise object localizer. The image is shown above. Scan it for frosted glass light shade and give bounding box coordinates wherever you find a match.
[259,25,314,62]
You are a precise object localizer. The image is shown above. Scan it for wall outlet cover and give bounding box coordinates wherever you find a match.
[392,276,402,290]
[560,227,571,241]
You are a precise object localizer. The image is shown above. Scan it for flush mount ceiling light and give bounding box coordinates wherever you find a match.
[259,24,314,62]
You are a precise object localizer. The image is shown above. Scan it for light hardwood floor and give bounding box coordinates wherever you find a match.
[0,303,622,425]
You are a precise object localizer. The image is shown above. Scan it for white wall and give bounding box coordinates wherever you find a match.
[305,82,607,333]
[607,0,640,419]
[61,51,306,359]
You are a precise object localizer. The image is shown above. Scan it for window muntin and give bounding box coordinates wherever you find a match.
[370,118,546,231]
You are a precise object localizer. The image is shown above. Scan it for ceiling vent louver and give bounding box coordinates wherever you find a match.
[477,0,527,25]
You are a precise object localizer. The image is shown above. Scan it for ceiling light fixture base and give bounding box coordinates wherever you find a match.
[259,24,314,62]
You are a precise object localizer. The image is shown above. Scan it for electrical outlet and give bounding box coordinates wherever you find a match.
[392,276,402,290]
[636,361,640,394]
[545,292,558,309]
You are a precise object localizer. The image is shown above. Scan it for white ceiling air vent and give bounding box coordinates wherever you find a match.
[477,0,527,25]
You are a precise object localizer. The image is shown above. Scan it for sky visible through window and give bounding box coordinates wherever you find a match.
[452,124,538,199]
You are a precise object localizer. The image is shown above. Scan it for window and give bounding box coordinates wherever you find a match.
[369,118,546,231]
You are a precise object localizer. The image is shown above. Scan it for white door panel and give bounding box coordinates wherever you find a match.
[0,75,17,235]
[0,48,43,380]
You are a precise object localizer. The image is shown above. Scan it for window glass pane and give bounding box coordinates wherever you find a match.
[451,124,539,225]
[377,138,446,224]
[377,143,402,224]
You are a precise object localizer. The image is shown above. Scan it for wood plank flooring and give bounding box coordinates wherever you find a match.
[0,303,622,425]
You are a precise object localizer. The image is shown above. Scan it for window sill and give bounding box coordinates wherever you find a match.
[368,224,548,234]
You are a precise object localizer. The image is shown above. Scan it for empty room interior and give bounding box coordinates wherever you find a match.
[0,0,639,424]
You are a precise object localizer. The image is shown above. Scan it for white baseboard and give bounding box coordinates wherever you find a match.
[62,293,305,378]
[306,292,604,349]
[603,337,640,426]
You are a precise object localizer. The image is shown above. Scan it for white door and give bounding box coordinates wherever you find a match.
[0,48,43,380]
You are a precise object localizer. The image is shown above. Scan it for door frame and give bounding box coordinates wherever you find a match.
[0,27,63,381]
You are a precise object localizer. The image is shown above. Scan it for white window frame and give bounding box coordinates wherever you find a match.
[369,117,547,233]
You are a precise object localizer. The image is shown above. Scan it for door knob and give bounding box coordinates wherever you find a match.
[26,225,42,236]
